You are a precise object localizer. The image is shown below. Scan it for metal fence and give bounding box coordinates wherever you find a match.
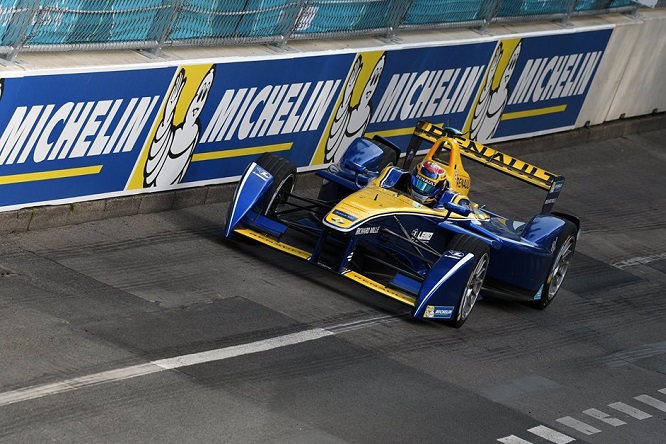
[0,0,663,60]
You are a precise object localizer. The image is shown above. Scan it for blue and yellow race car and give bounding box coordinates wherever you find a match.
[224,121,579,327]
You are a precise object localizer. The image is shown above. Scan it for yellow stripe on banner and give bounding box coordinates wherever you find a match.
[192,143,292,162]
[501,105,567,121]
[0,165,103,185]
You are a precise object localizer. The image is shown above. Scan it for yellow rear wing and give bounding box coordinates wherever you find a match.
[407,121,565,214]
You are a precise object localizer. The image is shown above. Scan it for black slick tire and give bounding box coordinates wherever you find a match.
[530,220,577,310]
[446,234,490,328]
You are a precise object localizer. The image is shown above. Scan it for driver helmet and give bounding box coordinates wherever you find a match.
[410,160,448,205]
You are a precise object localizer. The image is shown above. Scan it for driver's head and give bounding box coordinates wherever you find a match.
[410,160,448,205]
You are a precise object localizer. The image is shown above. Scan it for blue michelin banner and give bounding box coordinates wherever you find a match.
[0,27,612,210]
[469,29,613,141]
[0,68,175,208]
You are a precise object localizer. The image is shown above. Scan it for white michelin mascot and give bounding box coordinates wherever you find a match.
[325,54,385,164]
[144,67,215,188]
[470,41,521,143]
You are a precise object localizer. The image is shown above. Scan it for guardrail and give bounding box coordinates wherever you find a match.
[0,0,662,61]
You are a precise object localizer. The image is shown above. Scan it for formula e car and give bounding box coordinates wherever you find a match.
[224,121,579,327]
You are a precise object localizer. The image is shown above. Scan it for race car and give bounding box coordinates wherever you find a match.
[224,121,579,327]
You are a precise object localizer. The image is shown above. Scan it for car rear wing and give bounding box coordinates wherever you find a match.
[406,120,565,214]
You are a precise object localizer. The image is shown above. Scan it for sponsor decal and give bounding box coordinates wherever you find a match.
[356,226,380,235]
[424,305,455,319]
[550,181,563,192]
[411,229,434,242]
[253,165,271,181]
[453,169,470,189]
[459,137,560,183]
[445,251,465,259]
[332,209,358,221]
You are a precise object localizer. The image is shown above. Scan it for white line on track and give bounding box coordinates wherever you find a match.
[527,425,575,443]
[582,408,626,426]
[612,252,666,268]
[608,401,652,419]
[497,435,533,443]
[635,394,666,412]
[556,416,601,435]
[497,387,666,443]
[0,328,333,408]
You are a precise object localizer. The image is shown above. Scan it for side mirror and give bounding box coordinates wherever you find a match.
[346,161,370,188]
[444,201,471,216]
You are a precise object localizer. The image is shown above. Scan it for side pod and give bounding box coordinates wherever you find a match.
[412,252,475,320]
[224,162,274,238]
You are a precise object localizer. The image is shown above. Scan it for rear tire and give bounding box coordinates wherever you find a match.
[373,140,399,172]
[531,220,577,309]
[446,235,490,328]
[255,153,297,217]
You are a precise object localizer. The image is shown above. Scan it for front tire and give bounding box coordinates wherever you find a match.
[531,220,577,309]
[255,153,297,217]
[447,235,490,328]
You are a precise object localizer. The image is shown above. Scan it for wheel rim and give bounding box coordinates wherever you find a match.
[266,175,294,216]
[460,253,489,320]
[547,236,575,300]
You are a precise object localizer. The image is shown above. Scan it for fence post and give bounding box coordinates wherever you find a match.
[561,0,579,25]
[385,0,414,39]
[276,0,307,45]
[149,0,182,57]
[4,0,41,62]
[478,0,501,32]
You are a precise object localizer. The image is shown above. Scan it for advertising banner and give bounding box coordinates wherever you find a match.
[0,67,175,208]
[0,27,612,210]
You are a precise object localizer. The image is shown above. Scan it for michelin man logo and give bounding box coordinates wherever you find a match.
[144,67,215,188]
[469,41,521,143]
[325,54,385,164]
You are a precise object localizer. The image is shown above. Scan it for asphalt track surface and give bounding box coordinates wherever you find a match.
[0,129,665,443]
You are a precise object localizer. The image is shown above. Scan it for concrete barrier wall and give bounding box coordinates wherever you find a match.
[578,8,666,125]
[0,9,664,231]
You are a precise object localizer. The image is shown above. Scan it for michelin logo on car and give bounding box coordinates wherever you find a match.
[424,305,454,319]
